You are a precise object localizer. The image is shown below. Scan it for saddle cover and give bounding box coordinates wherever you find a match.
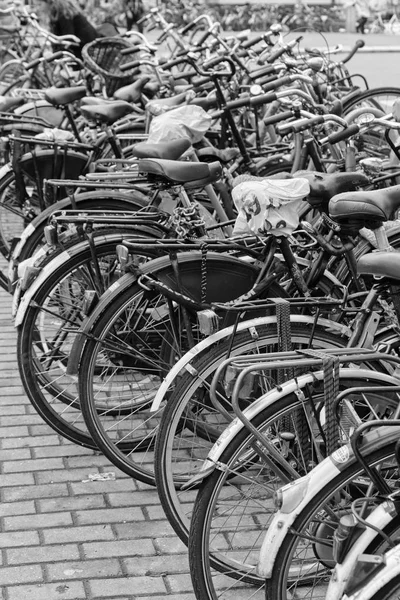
[232,178,310,237]
[147,104,212,144]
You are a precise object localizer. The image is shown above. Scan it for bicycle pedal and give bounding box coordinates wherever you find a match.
[197,309,220,336]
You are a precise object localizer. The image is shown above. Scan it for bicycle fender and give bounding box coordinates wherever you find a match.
[344,543,400,600]
[66,252,261,376]
[326,502,398,600]
[11,190,148,263]
[13,231,138,326]
[257,413,400,579]
[150,315,349,413]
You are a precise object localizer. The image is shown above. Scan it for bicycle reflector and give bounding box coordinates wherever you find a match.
[332,513,359,564]
[44,224,58,247]
[273,477,309,514]
[116,245,129,270]
[197,309,220,336]
[344,554,386,597]
[81,290,99,316]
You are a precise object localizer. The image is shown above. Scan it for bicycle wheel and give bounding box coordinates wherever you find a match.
[17,231,160,448]
[362,574,400,600]
[265,425,400,600]
[78,254,283,485]
[0,168,28,258]
[155,320,350,545]
[188,373,400,600]
[0,59,29,94]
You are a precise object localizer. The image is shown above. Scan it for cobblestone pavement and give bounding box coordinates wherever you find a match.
[0,282,195,600]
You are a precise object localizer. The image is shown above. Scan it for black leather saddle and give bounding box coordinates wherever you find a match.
[298,171,370,212]
[44,86,87,106]
[138,158,222,188]
[80,101,136,124]
[132,138,191,160]
[330,184,400,232]
[358,251,400,281]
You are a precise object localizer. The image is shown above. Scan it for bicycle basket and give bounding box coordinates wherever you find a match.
[82,37,140,96]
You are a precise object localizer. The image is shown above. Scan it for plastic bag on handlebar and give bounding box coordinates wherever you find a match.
[147,104,212,144]
[232,177,310,237]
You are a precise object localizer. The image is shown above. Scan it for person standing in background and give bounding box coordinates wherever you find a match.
[38,0,100,56]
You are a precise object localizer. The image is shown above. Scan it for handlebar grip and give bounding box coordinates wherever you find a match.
[249,64,277,81]
[46,51,66,62]
[276,115,325,136]
[120,60,141,71]
[180,21,198,34]
[202,55,231,71]
[24,57,43,70]
[192,75,213,88]
[325,123,360,144]
[242,34,265,49]
[260,75,292,93]
[266,45,287,64]
[161,56,188,70]
[263,110,294,127]
[120,45,142,56]
[173,69,196,80]
[341,39,365,64]
[194,29,213,47]
[224,91,277,112]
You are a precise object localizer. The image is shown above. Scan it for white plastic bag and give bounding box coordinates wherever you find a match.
[147,104,212,144]
[232,178,310,237]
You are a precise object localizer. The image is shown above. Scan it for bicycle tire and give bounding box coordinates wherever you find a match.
[189,384,400,600]
[155,321,351,545]
[17,230,161,448]
[361,574,400,600]
[78,254,285,485]
[265,427,400,600]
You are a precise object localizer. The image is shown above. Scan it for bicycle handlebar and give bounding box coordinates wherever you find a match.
[266,36,303,64]
[322,123,360,145]
[276,112,346,136]
[341,39,365,64]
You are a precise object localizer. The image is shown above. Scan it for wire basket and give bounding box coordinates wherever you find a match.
[82,37,139,97]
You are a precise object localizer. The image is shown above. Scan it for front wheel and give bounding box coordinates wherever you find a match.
[188,374,400,600]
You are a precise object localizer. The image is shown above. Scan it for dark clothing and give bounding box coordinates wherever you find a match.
[356,15,368,33]
[50,12,100,57]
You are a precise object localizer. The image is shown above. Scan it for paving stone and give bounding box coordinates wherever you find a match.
[7,581,86,600]
[47,558,122,581]
[82,539,155,559]
[3,511,73,531]
[3,483,69,502]
[89,576,167,597]
[6,544,80,565]
[0,564,43,585]
[43,525,115,545]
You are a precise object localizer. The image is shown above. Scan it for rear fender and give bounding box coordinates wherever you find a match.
[150,315,349,412]
[257,411,400,578]
[11,190,148,263]
[66,252,262,375]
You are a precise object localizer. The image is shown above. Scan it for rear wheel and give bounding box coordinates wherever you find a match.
[78,255,284,484]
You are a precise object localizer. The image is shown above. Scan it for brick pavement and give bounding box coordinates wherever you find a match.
[0,284,195,600]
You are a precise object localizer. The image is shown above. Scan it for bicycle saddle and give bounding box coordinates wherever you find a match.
[44,86,87,107]
[329,184,400,223]
[0,96,24,112]
[138,158,222,188]
[132,138,191,160]
[298,171,370,209]
[146,91,189,110]
[80,101,136,124]
[357,251,400,281]
[113,76,151,103]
